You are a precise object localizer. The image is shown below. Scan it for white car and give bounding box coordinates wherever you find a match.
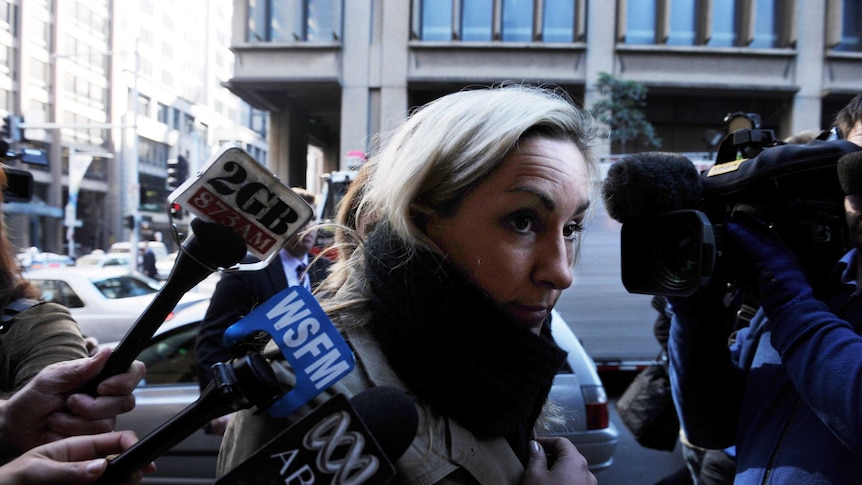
[110,304,617,483]
[24,267,210,344]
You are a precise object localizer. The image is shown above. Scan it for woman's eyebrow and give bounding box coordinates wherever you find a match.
[506,185,591,215]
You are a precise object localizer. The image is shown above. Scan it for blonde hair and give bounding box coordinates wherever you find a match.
[355,83,598,257]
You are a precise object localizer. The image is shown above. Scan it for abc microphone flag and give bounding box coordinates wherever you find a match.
[216,387,419,485]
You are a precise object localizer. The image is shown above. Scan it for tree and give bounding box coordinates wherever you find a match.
[590,72,661,153]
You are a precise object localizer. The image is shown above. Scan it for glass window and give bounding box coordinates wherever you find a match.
[710,1,736,46]
[137,326,198,385]
[306,0,333,40]
[30,280,85,309]
[625,0,656,44]
[421,0,452,40]
[462,0,493,41]
[749,0,778,48]
[270,0,292,41]
[667,0,696,45]
[248,0,268,41]
[93,276,159,299]
[502,0,533,41]
[835,0,860,52]
[543,0,575,42]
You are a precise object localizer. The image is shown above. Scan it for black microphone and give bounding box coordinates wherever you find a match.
[86,218,247,391]
[838,150,862,195]
[602,152,703,223]
[215,386,420,485]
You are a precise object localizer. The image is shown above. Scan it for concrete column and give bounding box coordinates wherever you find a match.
[790,0,826,136]
[584,0,618,157]
[339,0,373,169]
[270,107,310,189]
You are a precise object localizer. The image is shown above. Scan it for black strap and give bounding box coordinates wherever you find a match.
[0,298,40,332]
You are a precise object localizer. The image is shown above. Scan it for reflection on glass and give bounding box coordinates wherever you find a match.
[749,0,777,48]
[710,1,736,46]
[667,0,696,45]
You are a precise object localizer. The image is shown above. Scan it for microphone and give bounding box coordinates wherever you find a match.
[602,152,703,223]
[86,217,247,390]
[215,386,419,485]
[838,150,862,195]
[87,144,314,390]
[96,286,355,484]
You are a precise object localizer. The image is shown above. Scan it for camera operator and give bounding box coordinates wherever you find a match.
[667,92,862,484]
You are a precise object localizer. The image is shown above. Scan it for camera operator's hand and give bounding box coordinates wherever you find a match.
[726,212,815,319]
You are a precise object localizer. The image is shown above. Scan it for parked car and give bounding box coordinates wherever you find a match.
[75,251,133,269]
[109,240,170,260]
[110,304,617,483]
[23,267,210,344]
[15,249,74,270]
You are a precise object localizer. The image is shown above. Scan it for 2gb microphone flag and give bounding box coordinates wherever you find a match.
[223,285,356,418]
[168,144,314,266]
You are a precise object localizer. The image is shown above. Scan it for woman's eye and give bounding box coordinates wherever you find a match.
[563,221,583,240]
[509,215,534,233]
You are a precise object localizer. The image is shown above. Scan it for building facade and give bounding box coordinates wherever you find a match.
[1,0,268,256]
[225,0,862,183]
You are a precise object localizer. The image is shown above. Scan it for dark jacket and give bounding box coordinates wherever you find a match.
[668,248,862,484]
[194,253,331,390]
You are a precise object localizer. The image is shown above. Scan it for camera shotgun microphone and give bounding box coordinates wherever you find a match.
[602,152,703,224]
[215,386,420,485]
[837,150,862,196]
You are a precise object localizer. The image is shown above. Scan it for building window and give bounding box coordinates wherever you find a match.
[461,0,493,41]
[749,0,778,48]
[543,0,575,42]
[624,0,657,44]
[621,0,787,48]
[502,0,533,41]
[835,0,861,51]
[421,0,452,40]
[247,0,342,42]
[667,0,696,45]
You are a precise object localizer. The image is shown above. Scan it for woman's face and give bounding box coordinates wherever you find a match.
[425,136,591,334]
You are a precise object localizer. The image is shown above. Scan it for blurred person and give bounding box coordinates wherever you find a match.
[137,242,158,280]
[667,93,862,483]
[218,84,599,484]
[0,430,155,484]
[0,165,146,462]
[194,187,331,433]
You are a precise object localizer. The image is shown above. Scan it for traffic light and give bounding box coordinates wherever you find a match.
[1,115,21,142]
[170,201,184,220]
[124,214,135,229]
[166,158,181,191]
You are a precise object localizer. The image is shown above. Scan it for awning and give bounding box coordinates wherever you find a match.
[3,201,64,218]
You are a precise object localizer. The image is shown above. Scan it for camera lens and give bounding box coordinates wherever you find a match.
[621,210,715,296]
[650,225,702,292]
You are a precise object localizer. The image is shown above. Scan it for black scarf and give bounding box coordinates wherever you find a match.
[363,224,568,464]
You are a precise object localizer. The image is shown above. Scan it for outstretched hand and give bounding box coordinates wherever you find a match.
[0,347,146,452]
[0,430,155,484]
[521,437,596,485]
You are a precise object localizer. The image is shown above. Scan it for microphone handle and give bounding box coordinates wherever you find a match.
[96,353,282,484]
[84,246,215,394]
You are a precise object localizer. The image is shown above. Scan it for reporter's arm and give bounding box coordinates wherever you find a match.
[0,430,154,485]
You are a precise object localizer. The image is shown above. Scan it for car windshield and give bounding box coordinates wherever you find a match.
[93,276,160,298]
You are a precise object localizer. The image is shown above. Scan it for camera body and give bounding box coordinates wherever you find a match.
[620,136,861,297]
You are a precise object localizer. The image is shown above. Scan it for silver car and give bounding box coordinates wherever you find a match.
[111,305,617,483]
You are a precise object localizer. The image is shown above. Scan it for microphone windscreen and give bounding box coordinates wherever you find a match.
[838,150,862,195]
[602,152,702,223]
[350,386,418,462]
[187,218,248,268]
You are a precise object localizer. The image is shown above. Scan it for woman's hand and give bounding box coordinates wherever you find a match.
[521,437,597,485]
